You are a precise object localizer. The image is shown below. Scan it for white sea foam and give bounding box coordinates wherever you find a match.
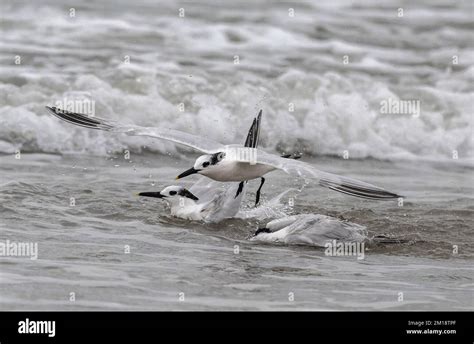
[0,0,472,164]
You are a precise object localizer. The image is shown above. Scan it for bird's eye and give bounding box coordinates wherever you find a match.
[202,162,210,168]
[169,191,177,195]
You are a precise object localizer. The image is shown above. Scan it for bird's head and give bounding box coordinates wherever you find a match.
[176,152,225,179]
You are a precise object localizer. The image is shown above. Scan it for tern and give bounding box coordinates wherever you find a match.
[45,106,402,200]
[137,183,246,222]
[46,106,281,205]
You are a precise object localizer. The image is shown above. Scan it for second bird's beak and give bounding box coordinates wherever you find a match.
[176,167,198,180]
[138,192,164,198]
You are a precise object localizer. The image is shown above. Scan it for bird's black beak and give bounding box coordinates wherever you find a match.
[176,167,198,180]
[137,192,165,198]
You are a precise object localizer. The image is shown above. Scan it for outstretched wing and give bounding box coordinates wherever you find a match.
[255,150,402,200]
[45,106,223,154]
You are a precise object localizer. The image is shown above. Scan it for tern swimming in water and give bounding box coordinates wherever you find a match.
[251,214,411,247]
[45,106,402,200]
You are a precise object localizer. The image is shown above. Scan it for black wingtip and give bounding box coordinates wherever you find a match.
[45,105,57,115]
[281,153,302,160]
[320,179,403,201]
[244,109,262,148]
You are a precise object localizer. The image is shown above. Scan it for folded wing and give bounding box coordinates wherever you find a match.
[45,106,223,154]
